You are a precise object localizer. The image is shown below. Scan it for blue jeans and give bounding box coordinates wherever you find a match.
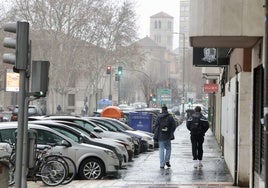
[158,140,171,167]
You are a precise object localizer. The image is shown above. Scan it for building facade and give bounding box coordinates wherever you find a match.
[189,0,264,187]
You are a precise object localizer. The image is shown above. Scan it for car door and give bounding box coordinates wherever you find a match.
[33,128,77,162]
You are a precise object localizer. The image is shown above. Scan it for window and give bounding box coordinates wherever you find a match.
[0,128,16,143]
[154,20,158,29]
[158,21,161,29]
[168,21,172,31]
[52,127,80,143]
[68,94,75,106]
[35,129,63,145]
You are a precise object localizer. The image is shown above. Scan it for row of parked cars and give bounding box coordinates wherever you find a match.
[0,115,156,180]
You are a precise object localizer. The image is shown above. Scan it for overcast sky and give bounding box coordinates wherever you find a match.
[135,0,180,49]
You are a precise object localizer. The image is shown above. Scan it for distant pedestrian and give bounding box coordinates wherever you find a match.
[186,106,209,168]
[56,105,62,114]
[154,105,176,169]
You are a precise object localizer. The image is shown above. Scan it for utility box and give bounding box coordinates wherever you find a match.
[128,112,153,132]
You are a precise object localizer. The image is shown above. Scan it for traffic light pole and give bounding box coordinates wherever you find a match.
[15,69,27,188]
[118,77,121,104]
[264,1,268,188]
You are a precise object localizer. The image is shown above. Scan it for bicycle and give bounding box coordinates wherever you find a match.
[40,145,77,185]
[8,143,68,186]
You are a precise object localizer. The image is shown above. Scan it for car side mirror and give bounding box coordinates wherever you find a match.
[61,140,71,147]
[93,127,103,133]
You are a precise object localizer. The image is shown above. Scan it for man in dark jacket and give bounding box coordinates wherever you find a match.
[186,106,209,168]
[154,105,176,169]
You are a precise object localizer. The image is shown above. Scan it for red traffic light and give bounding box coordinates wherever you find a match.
[106,65,111,74]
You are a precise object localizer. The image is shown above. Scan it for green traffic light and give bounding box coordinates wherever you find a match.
[118,66,122,75]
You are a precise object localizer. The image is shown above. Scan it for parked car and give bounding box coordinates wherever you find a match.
[47,120,133,162]
[0,122,120,180]
[86,117,142,155]
[30,120,129,167]
[32,115,136,161]
[10,105,45,121]
[86,117,155,152]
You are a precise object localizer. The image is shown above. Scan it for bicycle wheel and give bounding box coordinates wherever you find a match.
[45,155,77,185]
[60,156,77,185]
[40,159,67,186]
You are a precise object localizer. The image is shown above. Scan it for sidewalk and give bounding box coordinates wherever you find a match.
[26,122,236,188]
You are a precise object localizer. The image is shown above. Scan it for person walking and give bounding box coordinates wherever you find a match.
[186,106,209,168]
[154,105,176,169]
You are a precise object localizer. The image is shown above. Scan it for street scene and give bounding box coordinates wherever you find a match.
[0,1,267,188]
[25,121,234,188]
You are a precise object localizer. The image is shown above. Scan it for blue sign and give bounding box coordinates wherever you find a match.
[128,112,153,132]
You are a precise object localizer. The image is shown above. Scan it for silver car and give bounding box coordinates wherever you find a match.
[36,116,136,161]
[30,120,129,166]
[0,122,120,180]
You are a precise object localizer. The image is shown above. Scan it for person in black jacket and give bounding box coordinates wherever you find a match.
[154,105,176,169]
[186,106,209,168]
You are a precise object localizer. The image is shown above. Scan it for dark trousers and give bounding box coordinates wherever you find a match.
[190,134,204,160]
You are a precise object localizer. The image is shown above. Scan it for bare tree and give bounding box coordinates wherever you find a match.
[0,0,144,113]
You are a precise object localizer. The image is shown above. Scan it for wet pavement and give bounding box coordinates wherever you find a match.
[25,121,237,187]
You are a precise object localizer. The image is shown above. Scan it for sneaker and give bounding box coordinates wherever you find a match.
[166,162,171,168]
[193,160,198,168]
[160,166,165,169]
[199,160,203,168]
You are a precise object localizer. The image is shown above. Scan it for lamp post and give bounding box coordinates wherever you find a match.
[174,32,186,115]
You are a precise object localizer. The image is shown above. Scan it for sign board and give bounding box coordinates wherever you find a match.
[157,88,172,107]
[5,69,19,92]
[193,47,229,67]
[128,112,153,132]
[203,84,219,93]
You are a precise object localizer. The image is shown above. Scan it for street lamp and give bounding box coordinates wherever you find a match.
[174,32,186,114]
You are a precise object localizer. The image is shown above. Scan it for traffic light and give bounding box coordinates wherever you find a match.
[118,66,122,76]
[106,65,111,74]
[149,93,153,101]
[115,74,119,81]
[3,21,29,70]
[31,61,50,98]
[188,98,193,105]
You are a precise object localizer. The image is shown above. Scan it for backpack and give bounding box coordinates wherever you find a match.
[159,114,170,132]
[190,116,203,135]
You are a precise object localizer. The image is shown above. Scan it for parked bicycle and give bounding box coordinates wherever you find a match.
[8,142,68,186]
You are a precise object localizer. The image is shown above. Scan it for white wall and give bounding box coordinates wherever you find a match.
[221,72,251,185]
[222,77,236,178]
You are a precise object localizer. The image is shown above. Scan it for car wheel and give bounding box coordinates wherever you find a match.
[78,158,105,180]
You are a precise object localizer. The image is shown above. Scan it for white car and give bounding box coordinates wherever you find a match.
[36,116,136,161]
[30,120,129,166]
[0,122,120,180]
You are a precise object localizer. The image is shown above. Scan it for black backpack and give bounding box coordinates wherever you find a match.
[159,114,170,131]
[190,116,203,135]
